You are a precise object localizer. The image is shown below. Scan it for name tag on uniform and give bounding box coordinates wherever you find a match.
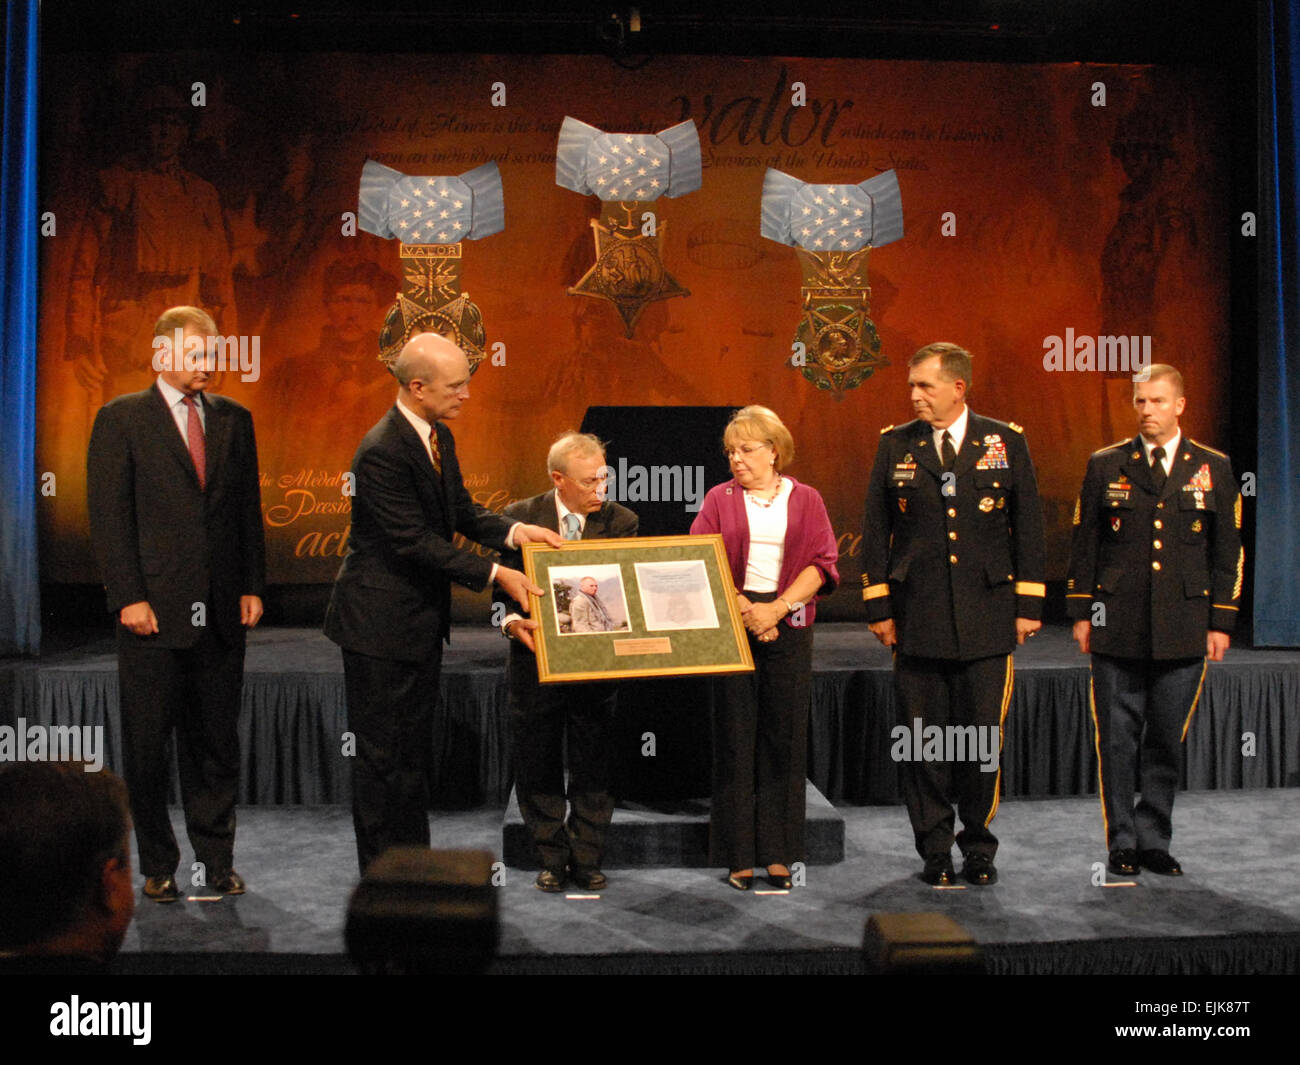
[1104,482,1131,503]
[891,459,916,483]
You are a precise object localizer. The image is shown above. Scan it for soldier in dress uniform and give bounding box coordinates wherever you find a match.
[1067,364,1243,878]
[862,343,1046,887]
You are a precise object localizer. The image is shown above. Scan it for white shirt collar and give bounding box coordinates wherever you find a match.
[157,375,197,409]
[933,405,970,455]
[395,397,436,460]
[1142,429,1181,472]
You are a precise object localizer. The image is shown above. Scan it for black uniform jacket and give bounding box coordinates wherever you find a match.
[862,412,1046,661]
[324,406,512,662]
[1066,435,1243,660]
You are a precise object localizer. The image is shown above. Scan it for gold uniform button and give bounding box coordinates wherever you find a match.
[1153,519,1163,530]
[947,508,957,518]
[948,531,958,541]
[949,554,958,564]
[1157,502,1165,509]
[1153,539,1163,550]
[1152,561,1162,571]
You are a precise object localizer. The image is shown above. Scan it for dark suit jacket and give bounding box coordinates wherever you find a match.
[87,383,265,648]
[1066,435,1242,659]
[862,411,1046,660]
[324,405,513,662]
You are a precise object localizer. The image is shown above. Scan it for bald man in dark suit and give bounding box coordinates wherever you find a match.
[324,333,561,874]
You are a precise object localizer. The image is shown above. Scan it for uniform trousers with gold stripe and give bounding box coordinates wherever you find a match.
[894,653,1012,862]
[1090,653,1206,852]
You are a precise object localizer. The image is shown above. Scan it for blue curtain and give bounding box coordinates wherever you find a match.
[1257,1,1300,646]
[0,0,40,655]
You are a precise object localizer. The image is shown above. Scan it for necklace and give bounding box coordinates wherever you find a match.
[744,475,783,508]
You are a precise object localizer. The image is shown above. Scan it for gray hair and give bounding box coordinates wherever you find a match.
[547,431,606,475]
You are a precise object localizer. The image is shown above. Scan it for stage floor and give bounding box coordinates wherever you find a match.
[117,789,1300,975]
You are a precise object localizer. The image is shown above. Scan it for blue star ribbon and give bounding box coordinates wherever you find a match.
[760,169,903,251]
[555,117,701,201]
[358,160,505,243]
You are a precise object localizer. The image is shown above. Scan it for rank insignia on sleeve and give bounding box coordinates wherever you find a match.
[1072,497,1081,525]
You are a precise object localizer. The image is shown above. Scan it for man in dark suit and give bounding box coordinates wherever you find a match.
[862,342,1046,887]
[1067,364,1242,878]
[495,432,638,892]
[324,332,561,875]
[87,305,265,902]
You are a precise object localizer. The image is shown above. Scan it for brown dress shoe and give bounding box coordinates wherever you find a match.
[143,875,180,902]
[536,869,566,893]
[570,868,607,892]
[210,870,246,894]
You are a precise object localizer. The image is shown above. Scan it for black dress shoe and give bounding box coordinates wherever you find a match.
[765,869,793,890]
[536,869,566,893]
[726,871,753,891]
[1108,849,1140,877]
[143,875,179,903]
[961,853,998,886]
[570,868,607,892]
[1138,849,1183,876]
[921,855,956,886]
[210,870,246,895]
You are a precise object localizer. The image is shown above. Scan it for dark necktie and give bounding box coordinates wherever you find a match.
[428,427,442,475]
[182,395,206,490]
[1150,445,1166,492]
[940,429,956,472]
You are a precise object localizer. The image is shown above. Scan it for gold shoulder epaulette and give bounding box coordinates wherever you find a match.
[1091,439,1129,456]
[879,424,894,435]
[1188,438,1229,459]
[1008,422,1024,434]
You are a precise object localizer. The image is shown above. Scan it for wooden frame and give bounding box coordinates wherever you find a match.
[521,534,755,683]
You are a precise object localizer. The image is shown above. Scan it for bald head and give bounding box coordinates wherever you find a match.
[394,333,472,422]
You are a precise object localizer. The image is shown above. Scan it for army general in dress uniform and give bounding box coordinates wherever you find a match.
[1067,364,1243,878]
[862,343,1046,887]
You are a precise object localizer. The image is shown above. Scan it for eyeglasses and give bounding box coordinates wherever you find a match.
[724,443,771,458]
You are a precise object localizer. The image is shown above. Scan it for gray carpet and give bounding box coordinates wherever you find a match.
[119,790,1300,973]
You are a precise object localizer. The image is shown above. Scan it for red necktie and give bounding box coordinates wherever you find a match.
[428,427,442,474]
[183,395,206,489]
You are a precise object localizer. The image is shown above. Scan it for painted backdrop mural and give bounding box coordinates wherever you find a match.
[38,54,1232,617]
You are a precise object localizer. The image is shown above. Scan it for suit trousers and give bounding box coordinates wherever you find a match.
[508,648,617,873]
[116,624,244,878]
[710,612,813,870]
[342,647,444,874]
[1090,653,1206,851]
[894,652,1013,861]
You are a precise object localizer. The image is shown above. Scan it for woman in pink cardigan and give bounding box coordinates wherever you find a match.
[690,406,839,890]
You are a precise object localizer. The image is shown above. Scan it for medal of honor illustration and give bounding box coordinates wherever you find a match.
[555,117,702,336]
[357,159,505,370]
[760,168,904,397]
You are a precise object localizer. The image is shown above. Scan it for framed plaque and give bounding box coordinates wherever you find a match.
[521,534,755,683]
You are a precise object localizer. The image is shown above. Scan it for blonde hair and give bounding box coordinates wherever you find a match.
[724,405,794,471]
[153,305,217,337]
